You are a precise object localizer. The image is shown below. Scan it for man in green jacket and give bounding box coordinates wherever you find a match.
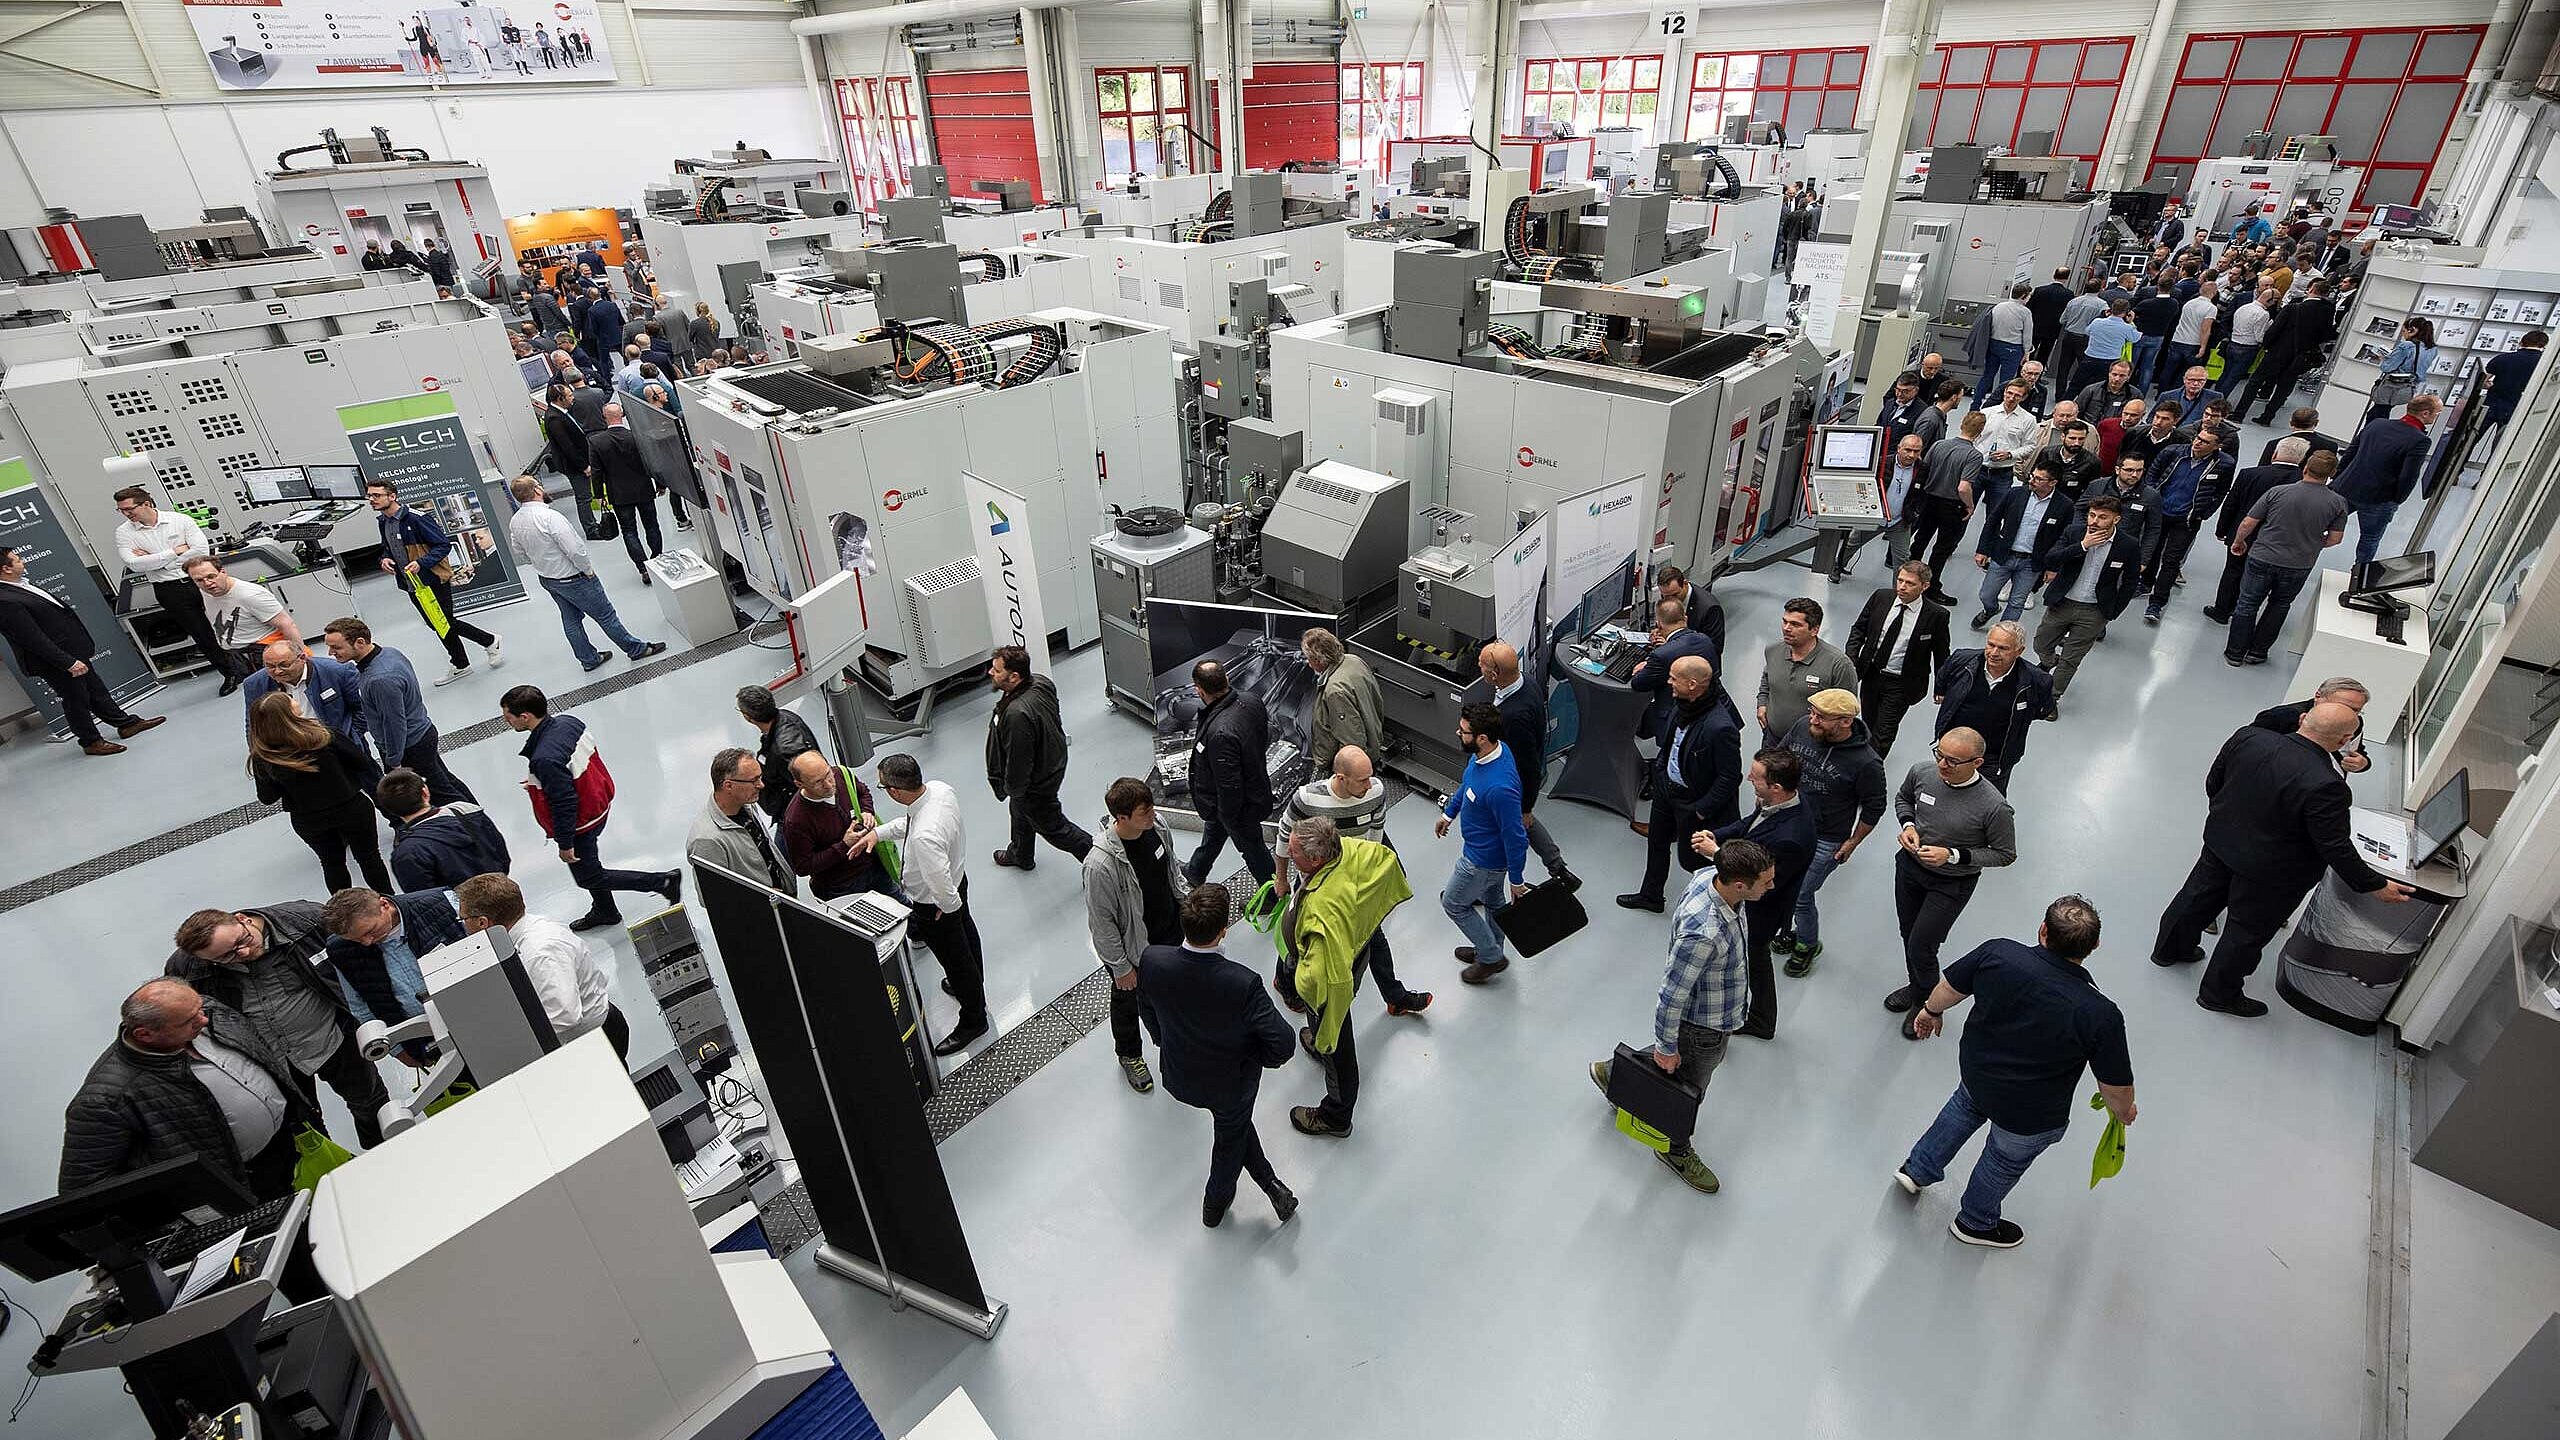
[1302,627,1383,775]
[1282,816,1414,1139]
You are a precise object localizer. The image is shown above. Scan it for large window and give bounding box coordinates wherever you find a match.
[836,76,921,217]
[1343,61,1425,170]
[1912,38,2132,166]
[2146,27,2485,211]
[1096,65,1191,183]
[1684,48,1864,142]
[1524,56,1662,136]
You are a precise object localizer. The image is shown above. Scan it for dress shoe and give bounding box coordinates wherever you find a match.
[2151,945,2205,968]
[1202,1196,1228,1228]
[1459,958,1510,985]
[81,740,127,756]
[2241,653,2269,666]
[1628,819,1651,838]
[216,673,243,697]
[940,977,958,998]
[639,569,654,586]
[930,1018,988,1057]
[1883,985,1920,1013]
[657,871,683,902]
[1265,1182,1299,1223]
[1289,1105,1350,1138]
[1615,892,1665,913]
[569,909,622,932]
[1900,1011,1924,1041]
[1453,945,1476,963]
[114,715,165,739]
[992,849,1032,871]
[2201,608,2229,623]
[2197,991,2270,1018]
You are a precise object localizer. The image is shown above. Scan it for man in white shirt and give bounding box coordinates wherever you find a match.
[1974,282,2036,410]
[185,555,302,668]
[111,484,238,690]
[1840,431,1929,581]
[873,752,989,1055]
[2222,286,2278,392]
[2160,278,2219,390]
[1973,379,2041,515]
[503,473,664,672]
[454,873,625,1057]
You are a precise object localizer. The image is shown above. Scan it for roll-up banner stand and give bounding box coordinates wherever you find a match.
[688,859,1005,1339]
[0,456,162,737]
[964,472,1050,673]
[341,392,526,615]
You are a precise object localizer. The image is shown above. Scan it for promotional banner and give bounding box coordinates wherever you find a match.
[504,209,627,287]
[1793,241,1849,349]
[0,457,162,737]
[1549,476,1645,618]
[1143,598,1333,812]
[963,473,1049,673]
[341,393,525,615]
[186,1,617,90]
[1493,514,1548,661]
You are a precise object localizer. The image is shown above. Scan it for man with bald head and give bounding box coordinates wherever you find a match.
[779,747,893,902]
[240,634,372,761]
[587,398,663,579]
[60,979,321,1199]
[2153,702,2413,1017]
[1888,726,2018,1038]
[1619,653,1742,914]
[1480,640,1574,887]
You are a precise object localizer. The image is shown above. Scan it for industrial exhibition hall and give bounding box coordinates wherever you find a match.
[2,2,2559,1438]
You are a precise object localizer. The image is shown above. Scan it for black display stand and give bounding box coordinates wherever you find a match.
[689,859,1005,1338]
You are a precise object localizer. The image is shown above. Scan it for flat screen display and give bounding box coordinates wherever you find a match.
[518,354,553,390]
[240,466,312,504]
[304,465,367,501]
[2355,550,2436,595]
[1819,427,1881,471]
[2411,767,2469,870]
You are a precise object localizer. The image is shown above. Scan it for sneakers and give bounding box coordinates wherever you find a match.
[2197,992,2270,1018]
[1950,1216,2026,1248]
[1970,609,1992,630]
[1588,1060,1613,1097]
[581,654,612,672]
[1614,892,1665,913]
[633,641,668,660]
[1119,1055,1155,1092]
[1385,991,1433,1017]
[1659,1150,1720,1193]
[1289,1105,1351,1138]
[484,636,506,669]
[1459,958,1509,985]
[1783,939,1822,978]
[2142,607,2163,625]
[1894,1166,1929,1196]
[436,664,470,687]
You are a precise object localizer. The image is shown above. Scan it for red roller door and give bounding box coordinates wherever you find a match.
[924,70,1048,203]
[1211,62,1340,168]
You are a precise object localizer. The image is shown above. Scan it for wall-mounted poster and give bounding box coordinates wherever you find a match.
[184,1,617,91]
[1142,599,1333,814]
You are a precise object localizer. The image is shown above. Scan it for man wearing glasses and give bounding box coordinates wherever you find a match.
[111,485,239,691]
[1887,729,2018,1039]
[688,747,798,896]
[166,902,391,1148]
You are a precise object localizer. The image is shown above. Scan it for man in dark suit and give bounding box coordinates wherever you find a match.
[1629,596,1719,744]
[2203,436,2311,622]
[2241,278,2338,425]
[2028,268,2075,364]
[582,284,626,361]
[1136,887,1299,1227]
[587,402,663,578]
[1875,372,1930,454]
[1692,748,1817,1040]
[1843,560,1951,759]
[241,641,370,758]
[2333,396,2441,570]
[2033,497,2144,702]
[1620,655,1741,913]
[1934,623,2056,794]
[1972,463,2077,629]
[2151,704,2414,1017]
[0,545,165,755]
[2256,407,2341,468]
[1481,641,1574,887]
[1183,659,1276,887]
[1655,565,1725,658]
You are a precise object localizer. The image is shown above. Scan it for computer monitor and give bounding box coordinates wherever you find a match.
[2351,550,2436,598]
[304,464,367,501]
[2411,767,2470,871]
[1816,425,1881,472]
[239,466,312,505]
[0,1157,254,1284]
[518,354,553,390]
[1570,556,1639,640]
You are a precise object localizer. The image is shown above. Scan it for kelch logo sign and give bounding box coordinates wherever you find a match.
[361,422,463,457]
[1517,446,1559,469]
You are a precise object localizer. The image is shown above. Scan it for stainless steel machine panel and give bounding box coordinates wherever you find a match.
[1396,544,1498,657]
[1092,524,1213,712]
[1257,460,1410,612]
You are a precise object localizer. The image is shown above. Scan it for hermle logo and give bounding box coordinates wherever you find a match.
[1516,447,1557,469]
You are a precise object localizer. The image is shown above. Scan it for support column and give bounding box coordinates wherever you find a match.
[1023,7,1075,203]
[1466,0,1522,197]
[1838,0,1943,346]
[2097,0,2180,194]
[1215,0,1252,188]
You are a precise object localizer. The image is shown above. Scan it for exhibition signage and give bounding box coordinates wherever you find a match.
[184,0,617,90]
[0,457,161,736]
[341,393,525,615]
[1493,514,1549,660]
[1794,241,1849,349]
[963,472,1050,673]
[1549,476,1645,607]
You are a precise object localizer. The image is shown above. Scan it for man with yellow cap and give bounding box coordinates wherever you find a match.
[1770,687,1888,977]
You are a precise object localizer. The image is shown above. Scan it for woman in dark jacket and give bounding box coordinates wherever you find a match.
[251,692,392,893]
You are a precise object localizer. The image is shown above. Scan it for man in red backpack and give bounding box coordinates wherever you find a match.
[503,684,681,931]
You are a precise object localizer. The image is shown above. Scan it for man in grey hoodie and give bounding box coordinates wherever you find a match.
[987,645,1092,870]
[1084,777,1189,1093]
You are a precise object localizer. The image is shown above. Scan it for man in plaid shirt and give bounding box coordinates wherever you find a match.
[1591,838,1775,1194]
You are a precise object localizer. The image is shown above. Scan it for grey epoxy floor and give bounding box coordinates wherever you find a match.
[2,467,2550,1438]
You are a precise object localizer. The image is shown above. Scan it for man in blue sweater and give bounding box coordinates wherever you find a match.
[325,617,473,808]
[1435,702,1530,986]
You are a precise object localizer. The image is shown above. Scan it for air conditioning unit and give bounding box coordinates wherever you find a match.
[1370,386,1443,503]
[903,556,991,665]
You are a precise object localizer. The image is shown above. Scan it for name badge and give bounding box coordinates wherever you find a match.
[320,688,338,699]
[1805,675,1821,686]
[2017,699,2031,709]
[2130,503,2147,513]
[1464,788,1477,803]
[1194,741,1206,754]
[1919,793,1938,805]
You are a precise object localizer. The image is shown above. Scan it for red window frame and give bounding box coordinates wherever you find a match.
[1095,65,1192,183]
[836,76,922,216]
[1523,55,1663,136]
[1914,38,2134,167]
[1683,48,1866,142]
[2143,27,2485,213]
[1342,61,1424,170]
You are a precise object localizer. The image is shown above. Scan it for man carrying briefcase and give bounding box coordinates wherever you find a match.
[1588,839,1774,1194]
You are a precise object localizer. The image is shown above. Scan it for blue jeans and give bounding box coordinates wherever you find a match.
[2219,341,2259,386]
[2155,341,2197,390]
[1977,554,2039,620]
[1440,856,1511,962]
[540,572,650,666]
[2352,500,2400,569]
[1902,1083,2068,1231]
[1972,341,2024,410]
[1787,836,1845,947]
[2225,557,2311,661]
[2127,335,2164,392]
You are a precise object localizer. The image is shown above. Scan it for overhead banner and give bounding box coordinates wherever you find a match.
[1793,241,1849,350]
[1493,514,1548,661]
[963,473,1049,673]
[185,0,618,91]
[0,457,162,737]
[341,393,525,615]
[1549,476,1645,615]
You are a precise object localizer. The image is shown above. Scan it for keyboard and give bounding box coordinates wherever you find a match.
[148,1195,296,1266]
[1603,648,1642,683]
